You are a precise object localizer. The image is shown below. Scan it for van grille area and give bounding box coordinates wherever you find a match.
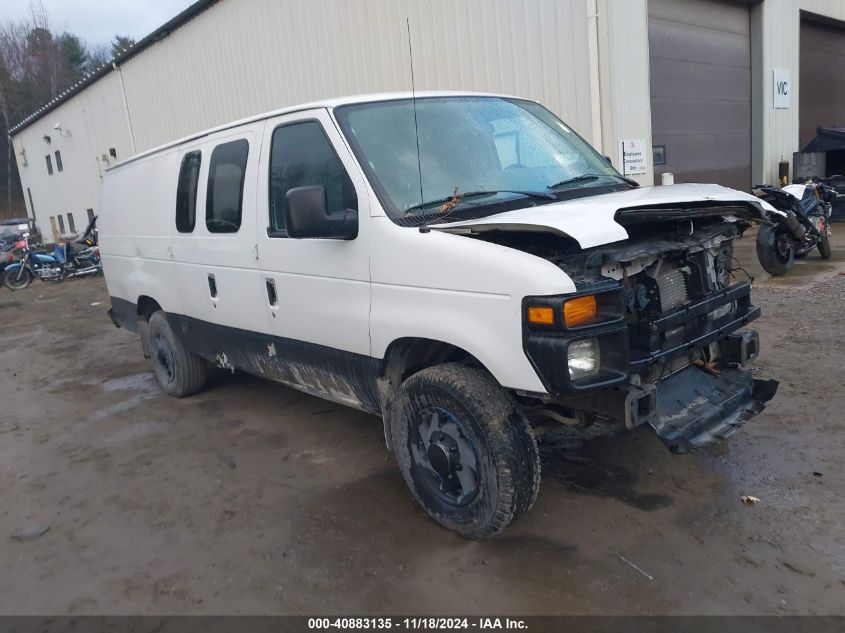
[621,246,751,381]
[642,348,702,383]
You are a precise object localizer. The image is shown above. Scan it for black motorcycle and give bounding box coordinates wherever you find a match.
[64,215,100,273]
[751,179,835,276]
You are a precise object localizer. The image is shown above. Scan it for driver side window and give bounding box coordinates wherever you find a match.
[268,121,356,236]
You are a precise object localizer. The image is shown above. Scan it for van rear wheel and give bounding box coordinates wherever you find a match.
[389,363,540,539]
[147,311,207,397]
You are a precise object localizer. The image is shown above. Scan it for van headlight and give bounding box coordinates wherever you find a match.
[568,338,600,381]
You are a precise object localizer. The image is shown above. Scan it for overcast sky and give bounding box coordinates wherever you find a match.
[3,0,196,47]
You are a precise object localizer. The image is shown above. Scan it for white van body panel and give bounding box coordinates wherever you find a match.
[255,109,373,358]
[368,215,575,393]
[101,123,269,337]
[99,149,183,314]
[171,126,267,334]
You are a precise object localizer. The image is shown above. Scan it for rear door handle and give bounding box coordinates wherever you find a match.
[207,273,217,298]
[266,279,277,306]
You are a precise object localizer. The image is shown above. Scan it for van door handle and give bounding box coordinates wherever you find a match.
[266,279,277,306]
[208,273,218,298]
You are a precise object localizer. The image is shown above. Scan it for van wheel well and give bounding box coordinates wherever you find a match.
[381,338,480,386]
[136,296,162,360]
[377,338,484,452]
[137,296,162,320]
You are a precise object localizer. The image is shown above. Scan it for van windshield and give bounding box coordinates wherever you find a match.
[334,96,629,225]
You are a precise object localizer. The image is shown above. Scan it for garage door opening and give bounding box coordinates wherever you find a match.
[799,14,845,177]
[649,0,752,190]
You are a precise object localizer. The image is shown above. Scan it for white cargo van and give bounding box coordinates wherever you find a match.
[101,92,778,538]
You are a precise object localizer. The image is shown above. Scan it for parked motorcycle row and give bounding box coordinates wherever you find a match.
[2,215,101,291]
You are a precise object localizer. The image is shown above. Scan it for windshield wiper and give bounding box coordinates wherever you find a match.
[405,189,556,215]
[547,173,639,191]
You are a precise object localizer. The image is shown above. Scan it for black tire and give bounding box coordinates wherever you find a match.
[756,224,794,276]
[389,363,540,539]
[818,235,832,259]
[147,311,207,397]
[3,267,33,291]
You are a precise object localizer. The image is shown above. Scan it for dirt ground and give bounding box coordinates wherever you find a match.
[1,229,844,616]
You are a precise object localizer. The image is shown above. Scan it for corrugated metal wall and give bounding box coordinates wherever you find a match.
[15,0,608,237]
[14,0,599,241]
[118,0,596,152]
[11,72,135,241]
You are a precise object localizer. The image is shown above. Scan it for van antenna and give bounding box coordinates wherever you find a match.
[407,17,424,208]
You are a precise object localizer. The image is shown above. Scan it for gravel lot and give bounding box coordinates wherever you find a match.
[0,230,843,615]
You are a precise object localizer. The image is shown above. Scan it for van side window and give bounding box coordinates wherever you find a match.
[268,121,356,235]
[176,151,202,232]
[206,139,248,233]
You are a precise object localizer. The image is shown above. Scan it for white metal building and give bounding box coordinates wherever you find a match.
[10,0,845,243]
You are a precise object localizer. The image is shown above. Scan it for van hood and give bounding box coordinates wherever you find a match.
[435,183,776,249]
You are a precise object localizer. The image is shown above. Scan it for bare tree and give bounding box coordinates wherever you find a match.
[0,0,127,216]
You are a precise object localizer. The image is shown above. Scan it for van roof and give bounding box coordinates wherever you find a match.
[108,91,517,170]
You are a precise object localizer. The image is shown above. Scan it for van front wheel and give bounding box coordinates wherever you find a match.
[390,363,540,539]
[147,311,207,397]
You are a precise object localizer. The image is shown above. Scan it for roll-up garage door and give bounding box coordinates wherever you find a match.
[800,17,845,149]
[648,0,751,190]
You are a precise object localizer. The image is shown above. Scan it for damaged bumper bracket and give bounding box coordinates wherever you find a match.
[651,364,779,453]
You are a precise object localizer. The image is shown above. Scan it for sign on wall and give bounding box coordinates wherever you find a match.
[773,68,791,109]
[618,139,648,175]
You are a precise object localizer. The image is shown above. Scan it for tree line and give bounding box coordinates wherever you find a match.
[0,1,135,218]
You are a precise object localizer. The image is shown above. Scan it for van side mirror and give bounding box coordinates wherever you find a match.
[284,186,358,240]
[603,155,613,166]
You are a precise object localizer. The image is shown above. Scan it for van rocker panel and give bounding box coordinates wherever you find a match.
[123,305,383,414]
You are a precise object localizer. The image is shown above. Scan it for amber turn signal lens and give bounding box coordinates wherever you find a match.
[527,305,555,325]
[564,295,597,327]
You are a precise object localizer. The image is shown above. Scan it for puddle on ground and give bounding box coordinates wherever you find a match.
[539,428,673,512]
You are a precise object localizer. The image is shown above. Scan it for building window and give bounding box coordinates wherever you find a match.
[268,121,357,235]
[176,151,202,233]
[57,214,65,234]
[67,213,75,233]
[87,208,94,222]
[206,139,248,233]
[45,155,53,175]
[54,150,64,172]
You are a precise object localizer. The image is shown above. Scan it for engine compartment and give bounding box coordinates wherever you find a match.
[479,210,778,450]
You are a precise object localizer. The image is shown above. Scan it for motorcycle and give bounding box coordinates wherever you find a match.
[751,179,835,276]
[3,226,101,291]
[63,215,100,273]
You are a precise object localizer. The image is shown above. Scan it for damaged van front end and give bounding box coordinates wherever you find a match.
[440,186,779,453]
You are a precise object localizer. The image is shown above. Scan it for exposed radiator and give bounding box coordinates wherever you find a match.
[655,268,689,311]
